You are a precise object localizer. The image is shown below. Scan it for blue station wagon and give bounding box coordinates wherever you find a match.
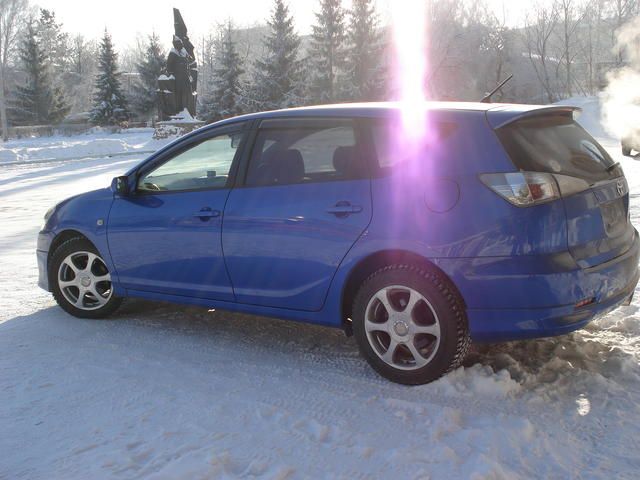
[37,103,640,384]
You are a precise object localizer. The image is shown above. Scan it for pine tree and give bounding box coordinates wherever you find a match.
[248,0,303,110]
[308,0,346,103]
[90,30,130,126]
[131,33,166,121]
[10,20,69,125]
[200,22,244,122]
[342,0,386,101]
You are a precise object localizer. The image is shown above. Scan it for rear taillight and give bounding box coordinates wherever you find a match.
[480,172,592,207]
[480,172,559,207]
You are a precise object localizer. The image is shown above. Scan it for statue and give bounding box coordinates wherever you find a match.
[157,9,198,121]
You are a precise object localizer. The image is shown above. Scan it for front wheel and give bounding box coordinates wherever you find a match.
[50,237,122,319]
[352,265,470,385]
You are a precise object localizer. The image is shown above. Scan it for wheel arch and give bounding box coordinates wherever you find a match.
[47,230,97,282]
[340,249,466,334]
[48,229,91,261]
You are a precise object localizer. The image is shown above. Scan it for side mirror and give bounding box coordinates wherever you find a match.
[112,176,131,196]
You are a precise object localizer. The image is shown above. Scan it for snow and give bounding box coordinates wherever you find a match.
[0,129,171,165]
[159,108,203,125]
[2,100,640,478]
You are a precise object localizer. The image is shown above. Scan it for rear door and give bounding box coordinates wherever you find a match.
[222,117,372,311]
[496,114,633,268]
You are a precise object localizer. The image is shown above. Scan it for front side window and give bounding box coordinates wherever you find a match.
[245,123,367,186]
[138,130,244,192]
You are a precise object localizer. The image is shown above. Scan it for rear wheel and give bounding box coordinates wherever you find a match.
[352,264,470,385]
[50,237,122,319]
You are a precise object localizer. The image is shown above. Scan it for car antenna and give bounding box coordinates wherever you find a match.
[480,74,513,103]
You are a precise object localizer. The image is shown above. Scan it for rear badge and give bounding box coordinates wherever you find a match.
[617,180,625,197]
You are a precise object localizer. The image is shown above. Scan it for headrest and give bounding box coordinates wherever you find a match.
[272,149,304,184]
[333,146,356,175]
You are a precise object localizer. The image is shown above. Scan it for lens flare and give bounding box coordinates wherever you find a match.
[392,0,428,141]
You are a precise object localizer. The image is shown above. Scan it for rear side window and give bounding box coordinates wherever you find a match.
[245,123,368,186]
[368,120,457,174]
[497,115,619,184]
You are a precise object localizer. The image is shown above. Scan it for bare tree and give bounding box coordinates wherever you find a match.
[423,0,465,98]
[0,0,27,141]
[523,3,560,103]
[579,0,606,94]
[554,0,586,97]
[480,9,510,88]
[609,0,639,65]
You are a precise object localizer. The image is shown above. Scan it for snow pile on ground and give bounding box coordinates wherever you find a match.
[0,128,171,165]
[1,101,640,478]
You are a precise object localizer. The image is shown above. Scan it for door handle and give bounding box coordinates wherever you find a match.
[327,201,363,217]
[193,207,221,220]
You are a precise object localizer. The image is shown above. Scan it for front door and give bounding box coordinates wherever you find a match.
[107,126,246,301]
[222,118,372,311]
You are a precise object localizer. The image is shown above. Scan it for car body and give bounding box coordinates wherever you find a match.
[37,102,640,384]
[622,133,639,156]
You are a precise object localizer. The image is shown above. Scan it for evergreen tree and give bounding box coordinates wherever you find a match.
[90,30,130,126]
[200,22,244,122]
[342,0,386,101]
[131,33,166,121]
[10,20,69,125]
[248,0,303,110]
[308,0,346,103]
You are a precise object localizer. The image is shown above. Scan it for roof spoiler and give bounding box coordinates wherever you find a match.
[487,105,582,130]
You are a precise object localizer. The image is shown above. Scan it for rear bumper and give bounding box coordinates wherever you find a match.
[439,230,640,343]
[468,271,637,342]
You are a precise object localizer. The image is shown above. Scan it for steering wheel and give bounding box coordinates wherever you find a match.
[142,182,163,191]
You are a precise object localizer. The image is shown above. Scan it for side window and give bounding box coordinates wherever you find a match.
[245,123,368,187]
[368,121,458,174]
[138,130,245,192]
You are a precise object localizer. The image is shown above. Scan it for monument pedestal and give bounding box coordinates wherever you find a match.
[153,108,204,139]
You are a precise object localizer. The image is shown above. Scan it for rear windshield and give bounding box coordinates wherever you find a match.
[497,115,619,184]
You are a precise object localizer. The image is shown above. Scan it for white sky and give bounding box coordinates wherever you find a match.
[34,0,525,48]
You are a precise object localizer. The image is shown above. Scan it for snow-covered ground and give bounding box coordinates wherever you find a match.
[0,128,171,165]
[1,104,640,479]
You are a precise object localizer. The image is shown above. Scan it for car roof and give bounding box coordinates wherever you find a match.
[207,101,580,130]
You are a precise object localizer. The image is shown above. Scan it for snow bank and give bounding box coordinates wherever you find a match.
[0,129,171,165]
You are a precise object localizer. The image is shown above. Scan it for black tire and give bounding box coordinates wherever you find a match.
[49,237,122,319]
[622,145,632,157]
[352,264,470,385]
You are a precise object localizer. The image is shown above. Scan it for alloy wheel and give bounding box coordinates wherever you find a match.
[364,285,441,371]
[57,251,113,311]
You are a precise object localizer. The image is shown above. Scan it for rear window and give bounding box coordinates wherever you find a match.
[497,115,620,184]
